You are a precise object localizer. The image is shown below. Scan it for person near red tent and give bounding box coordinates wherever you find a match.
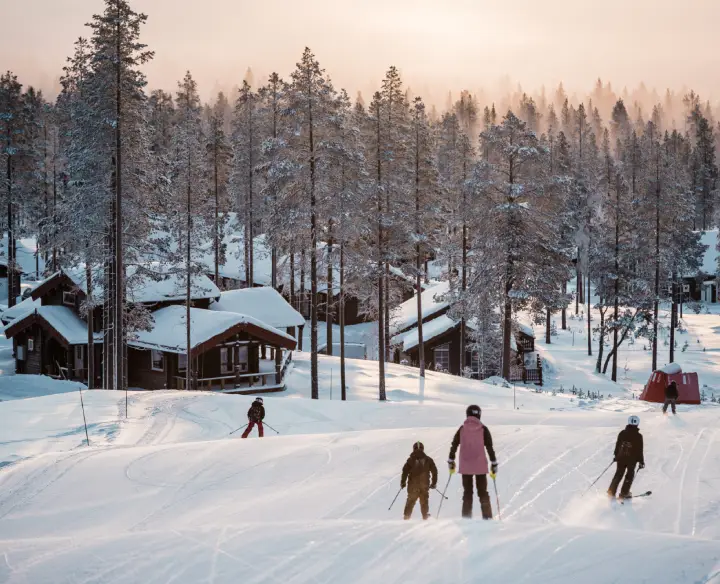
[241,397,265,438]
[663,380,679,415]
[608,415,645,500]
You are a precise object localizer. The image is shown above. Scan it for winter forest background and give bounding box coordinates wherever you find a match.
[0,0,715,399]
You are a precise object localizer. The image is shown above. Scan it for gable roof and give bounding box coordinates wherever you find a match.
[1,295,40,325]
[209,287,305,329]
[389,281,451,337]
[32,265,221,305]
[129,305,296,357]
[4,306,103,348]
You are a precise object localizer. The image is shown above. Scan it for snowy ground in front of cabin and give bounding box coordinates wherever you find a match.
[2,343,720,583]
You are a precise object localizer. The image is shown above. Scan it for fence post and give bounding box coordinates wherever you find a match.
[538,355,543,386]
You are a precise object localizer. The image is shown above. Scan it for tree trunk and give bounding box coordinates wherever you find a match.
[414,119,425,377]
[299,249,305,351]
[652,145,661,372]
[596,307,605,373]
[501,282,512,380]
[670,281,676,364]
[340,241,346,400]
[545,308,551,344]
[86,257,95,389]
[114,10,124,392]
[6,153,14,308]
[326,227,333,355]
[561,281,567,330]
[376,102,386,400]
[213,142,220,285]
[308,89,319,400]
[587,272,592,356]
[611,174,620,382]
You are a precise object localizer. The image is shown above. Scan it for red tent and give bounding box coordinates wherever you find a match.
[639,363,700,405]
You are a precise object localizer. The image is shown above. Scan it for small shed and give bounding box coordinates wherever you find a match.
[639,363,701,405]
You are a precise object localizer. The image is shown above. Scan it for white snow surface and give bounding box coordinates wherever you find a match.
[210,287,304,329]
[389,280,450,336]
[1,349,720,583]
[130,305,295,353]
[696,229,718,276]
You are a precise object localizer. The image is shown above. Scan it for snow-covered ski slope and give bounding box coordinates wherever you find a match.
[1,354,720,583]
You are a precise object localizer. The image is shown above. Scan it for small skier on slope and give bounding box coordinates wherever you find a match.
[241,397,265,438]
[663,380,679,415]
[448,405,498,519]
[607,415,645,500]
[400,442,438,520]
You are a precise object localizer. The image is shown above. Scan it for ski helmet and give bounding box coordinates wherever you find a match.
[628,415,640,427]
[255,397,264,404]
[466,405,481,419]
[413,441,424,452]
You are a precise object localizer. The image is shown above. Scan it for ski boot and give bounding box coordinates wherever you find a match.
[618,491,632,501]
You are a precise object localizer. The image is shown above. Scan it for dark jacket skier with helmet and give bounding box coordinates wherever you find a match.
[448,405,498,519]
[241,397,265,438]
[401,442,438,520]
[608,415,645,499]
[663,381,679,415]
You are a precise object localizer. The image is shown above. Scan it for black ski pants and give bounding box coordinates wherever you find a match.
[609,461,636,497]
[663,398,677,414]
[462,474,493,519]
[403,486,430,519]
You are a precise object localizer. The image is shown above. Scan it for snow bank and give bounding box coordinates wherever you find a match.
[0,373,85,401]
[210,287,304,328]
[660,362,682,374]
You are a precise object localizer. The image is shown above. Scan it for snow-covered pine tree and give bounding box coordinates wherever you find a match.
[230,81,260,288]
[80,0,155,391]
[469,111,563,381]
[284,48,339,400]
[0,72,26,308]
[206,92,231,287]
[170,71,210,391]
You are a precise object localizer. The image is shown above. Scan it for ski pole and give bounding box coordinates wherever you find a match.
[262,421,280,434]
[581,460,614,497]
[388,487,403,511]
[229,423,249,436]
[436,474,452,518]
[433,488,449,500]
[491,473,501,521]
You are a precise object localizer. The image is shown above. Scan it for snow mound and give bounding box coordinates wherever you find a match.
[0,374,86,401]
[659,362,682,374]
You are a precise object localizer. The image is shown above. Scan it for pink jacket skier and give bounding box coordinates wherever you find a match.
[448,405,498,519]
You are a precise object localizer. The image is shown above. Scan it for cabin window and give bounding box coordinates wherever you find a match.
[434,343,450,372]
[27,338,35,352]
[236,346,248,372]
[63,291,76,306]
[74,345,84,369]
[220,347,232,374]
[151,350,165,372]
[178,353,187,372]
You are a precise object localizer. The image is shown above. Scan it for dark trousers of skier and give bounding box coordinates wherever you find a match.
[404,486,430,520]
[241,421,264,438]
[609,462,636,497]
[462,474,493,519]
[662,398,677,414]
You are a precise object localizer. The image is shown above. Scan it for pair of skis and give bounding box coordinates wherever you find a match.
[617,490,652,504]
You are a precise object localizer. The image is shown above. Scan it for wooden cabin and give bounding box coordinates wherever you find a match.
[128,305,297,392]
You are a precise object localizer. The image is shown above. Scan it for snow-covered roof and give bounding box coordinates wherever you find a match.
[35,264,220,305]
[0,295,40,324]
[5,305,102,346]
[659,362,682,375]
[394,314,458,352]
[516,321,535,338]
[129,305,296,355]
[389,281,450,336]
[209,287,305,329]
[697,230,718,276]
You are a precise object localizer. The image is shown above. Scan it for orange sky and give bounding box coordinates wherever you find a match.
[3,0,720,105]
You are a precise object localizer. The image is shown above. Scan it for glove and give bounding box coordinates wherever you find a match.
[448,459,456,474]
[639,462,645,470]
[401,480,406,489]
[491,461,498,475]
[430,482,437,490]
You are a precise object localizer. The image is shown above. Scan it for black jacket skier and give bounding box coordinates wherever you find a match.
[663,381,679,414]
[401,442,438,520]
[608,416,645,499]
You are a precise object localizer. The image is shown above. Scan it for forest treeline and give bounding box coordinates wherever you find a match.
[0,0,715,396]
